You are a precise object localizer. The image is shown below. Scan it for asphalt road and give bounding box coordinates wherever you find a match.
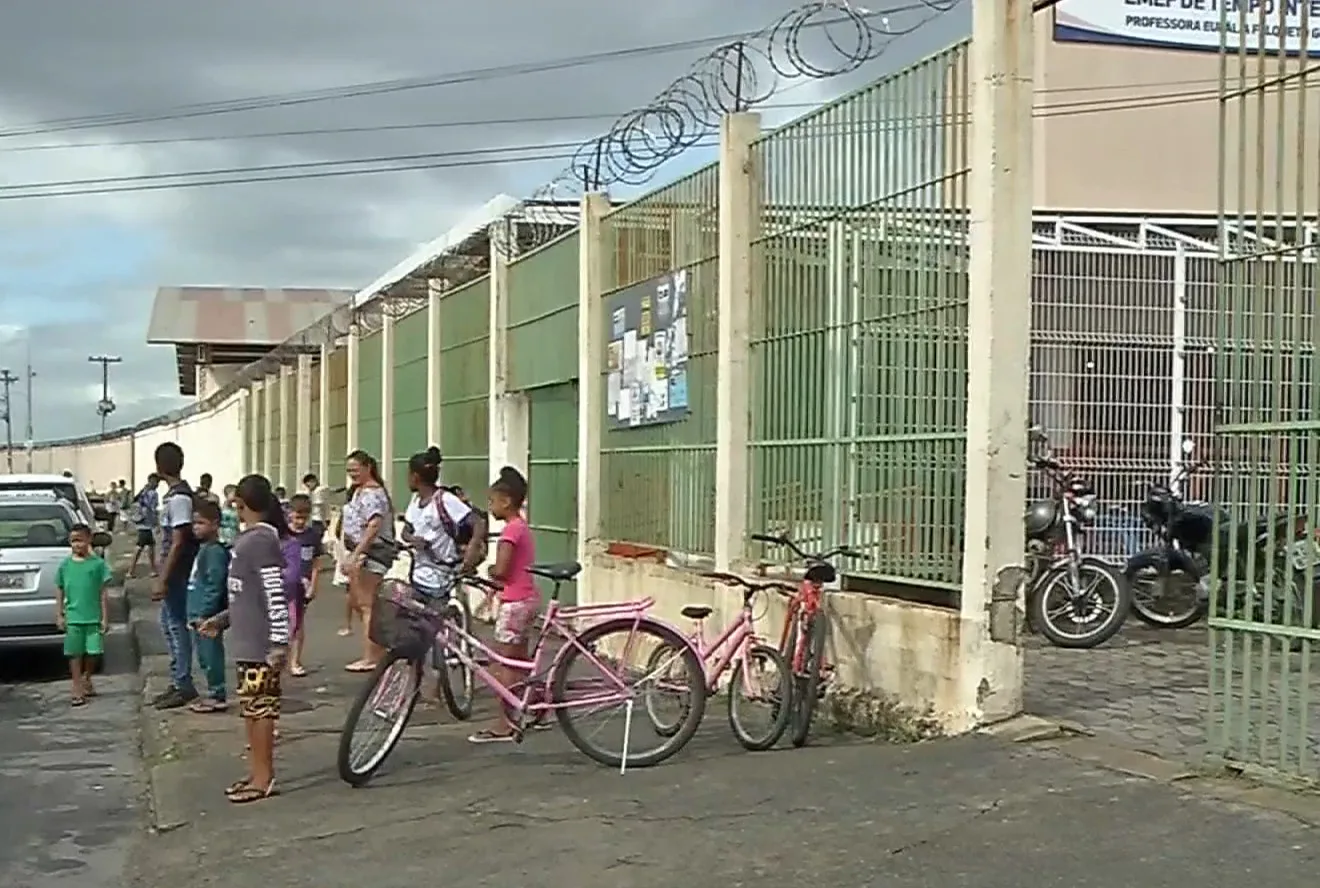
[0,542,141,888]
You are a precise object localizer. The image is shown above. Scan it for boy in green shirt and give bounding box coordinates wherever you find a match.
[56,523,113,706]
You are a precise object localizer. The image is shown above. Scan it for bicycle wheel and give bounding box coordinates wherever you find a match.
[789,614,827,748]
[337,653,422,787]
[727,644,791,751]
[433,595,474,721]
[551,617,705,769]
[641,641,692,738]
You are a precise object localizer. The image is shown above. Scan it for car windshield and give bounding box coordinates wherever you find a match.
[0,503,73,549]
[0,482,80,510]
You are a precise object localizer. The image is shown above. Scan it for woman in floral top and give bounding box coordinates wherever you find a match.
[340,449,394,672]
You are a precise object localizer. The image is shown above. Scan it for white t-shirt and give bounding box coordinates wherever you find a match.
[404,491,471,591]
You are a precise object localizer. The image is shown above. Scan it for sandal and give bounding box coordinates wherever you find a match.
[228,781,279,804]
[225,779,251,796]
[344,661,375,673]
[289,665,308,678]
[467,730,516,745]
[70,696,86,708]
[336,627,352,637]
[189,699,227,714]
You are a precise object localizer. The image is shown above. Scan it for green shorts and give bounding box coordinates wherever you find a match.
[64,623,104,658]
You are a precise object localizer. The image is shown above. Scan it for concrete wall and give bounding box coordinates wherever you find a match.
[1035,23,1320,214]
[26,391,246,493]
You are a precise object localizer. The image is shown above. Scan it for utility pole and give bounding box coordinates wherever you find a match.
[24,340,34,471]
[88,355,122,435]
[0,369,17,472]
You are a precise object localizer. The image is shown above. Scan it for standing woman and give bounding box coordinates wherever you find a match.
[340,449,393,673]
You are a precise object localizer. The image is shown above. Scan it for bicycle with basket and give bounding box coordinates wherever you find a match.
[337,544,707,785]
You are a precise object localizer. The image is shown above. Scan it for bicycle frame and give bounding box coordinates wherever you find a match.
[684,605,762,694]
[422,592,666,722]
[778,578,829,675]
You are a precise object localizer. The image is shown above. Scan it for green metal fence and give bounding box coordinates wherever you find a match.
[268,374,283,483]
[357,330,383,473]
[308,361,322,483]
[748,41,971,587]
[243,391,254,474]
[507,229,580,599]
[326,349,349,486]
[439,275,491,496]
[392,308,429,503]
[599,165,719,553]
[1209,19,1320,783]
[507,230,579,389]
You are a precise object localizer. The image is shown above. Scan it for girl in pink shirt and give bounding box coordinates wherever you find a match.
[469,466,539,744]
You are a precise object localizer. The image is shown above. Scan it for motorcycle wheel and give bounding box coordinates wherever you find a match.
[1123,549,1206,630]
[1028,558,1130,649]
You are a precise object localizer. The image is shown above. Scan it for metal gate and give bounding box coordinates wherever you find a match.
[526,382,578,604]
[1208,21,1320,783]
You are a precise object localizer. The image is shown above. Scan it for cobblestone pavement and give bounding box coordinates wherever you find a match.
[1026,622,1320,777]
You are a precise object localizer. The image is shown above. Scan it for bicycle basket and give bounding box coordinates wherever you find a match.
[367,584,438,660]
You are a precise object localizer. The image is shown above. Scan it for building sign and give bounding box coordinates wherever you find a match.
[1054,0,1320,56]
[605,268,690,429]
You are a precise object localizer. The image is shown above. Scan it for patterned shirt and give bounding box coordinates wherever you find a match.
[341,485,390,545]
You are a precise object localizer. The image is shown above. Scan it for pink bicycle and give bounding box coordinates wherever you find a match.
[337,561,706,784]
[643,572,794,751]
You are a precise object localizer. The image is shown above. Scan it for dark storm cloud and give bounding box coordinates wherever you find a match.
[0,0,968,438]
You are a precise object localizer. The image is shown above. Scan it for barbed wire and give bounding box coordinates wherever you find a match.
[509,0,962,252]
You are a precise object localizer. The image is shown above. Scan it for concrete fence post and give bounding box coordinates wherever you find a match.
[576,193,609,603]
[957,0,1034,731]
[714,112,761,574]
[346,320,361,454]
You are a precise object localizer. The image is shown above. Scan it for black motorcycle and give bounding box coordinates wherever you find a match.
[1124,447,1312,631]
[1024,429,1131,648]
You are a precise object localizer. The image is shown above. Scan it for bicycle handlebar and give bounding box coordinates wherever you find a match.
[750,531,863,564]
[702,571,797,595]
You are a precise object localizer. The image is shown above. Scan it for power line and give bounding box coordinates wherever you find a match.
[0,370,17,472]
[0,82,1253,202]
[0,77,1233,156]
[0,5,940,141]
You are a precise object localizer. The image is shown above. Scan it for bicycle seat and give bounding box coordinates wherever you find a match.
[681,605,713,620]
[529,562,582,582]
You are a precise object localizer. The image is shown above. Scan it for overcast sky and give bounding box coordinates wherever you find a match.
[0,0,967,441]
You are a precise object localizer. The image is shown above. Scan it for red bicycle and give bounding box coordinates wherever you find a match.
[751,531,862,747]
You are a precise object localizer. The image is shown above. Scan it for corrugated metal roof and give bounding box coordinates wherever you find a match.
[147,287,355,345]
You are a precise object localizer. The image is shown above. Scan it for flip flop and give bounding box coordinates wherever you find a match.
[337,628,352,637]
[225,779,251,796]
[189,699,227,714]
[344,661,375,673]
[289,665,308,678]
[70,696,86,708]
[228,782,279,804]
[467,730,516,744]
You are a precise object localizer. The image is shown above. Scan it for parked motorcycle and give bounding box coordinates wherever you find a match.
[1023,427,1131,648]
[1124,440,1312,631]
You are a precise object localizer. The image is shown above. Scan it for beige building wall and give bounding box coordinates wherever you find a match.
[1035,22,1320,216]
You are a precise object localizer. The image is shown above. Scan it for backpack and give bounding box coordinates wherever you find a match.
[435,486,484,548]
[130,489,151,524]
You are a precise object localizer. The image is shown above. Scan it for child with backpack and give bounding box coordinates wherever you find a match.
[401,447,487,602]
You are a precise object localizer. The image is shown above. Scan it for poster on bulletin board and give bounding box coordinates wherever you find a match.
[605,268,690,429]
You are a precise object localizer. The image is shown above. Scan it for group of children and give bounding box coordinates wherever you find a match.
[57,438,542,801]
